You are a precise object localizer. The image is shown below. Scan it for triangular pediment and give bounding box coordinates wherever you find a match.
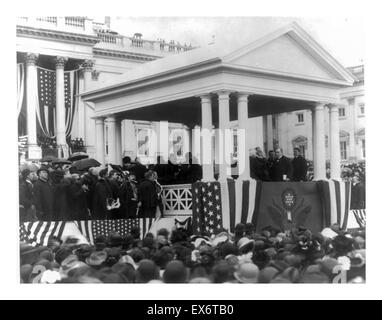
[223,23,355,84]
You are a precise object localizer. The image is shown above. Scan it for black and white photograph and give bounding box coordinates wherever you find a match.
[2,0,381,302]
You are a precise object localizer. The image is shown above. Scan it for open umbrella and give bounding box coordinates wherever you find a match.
[72,158,101,171]
[52,158,72,165]
[68,152,89,162]
[41,155,58,163]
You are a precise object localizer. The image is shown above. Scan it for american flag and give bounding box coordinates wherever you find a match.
[37,68,56,136]
[192,180,262,236]
[74,218,157,245]
[192,181,224,237]
[20,219,157,247]
[20,221,67,247]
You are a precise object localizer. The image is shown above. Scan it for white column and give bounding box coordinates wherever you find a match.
[192,125,201,164]
[25,53,41,160]
[115,119,122,165]
[217,91,231,181]
[78,60,93,140]
[106,115,117,164]
[347,98,357,160]
[313,103,326,180]
[95,117,105,164]
[307,109,313,160]
[55,56,68,158]
[83,60,93,91]
[237,93,251,180]
[266,115,273,153]
[329,104,341,179]
[123,120,137,158]
[200,95,214,181]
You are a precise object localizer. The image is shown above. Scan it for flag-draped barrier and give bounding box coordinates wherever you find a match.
[20,216,193,247]
[192,179,356,236]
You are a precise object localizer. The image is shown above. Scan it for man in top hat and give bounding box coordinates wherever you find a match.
[249,147,270,181]
[33,168,54,221]
[137,170,158,218]
[19,169,38,222]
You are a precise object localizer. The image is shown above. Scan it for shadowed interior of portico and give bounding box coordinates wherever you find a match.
[115,94,316,128]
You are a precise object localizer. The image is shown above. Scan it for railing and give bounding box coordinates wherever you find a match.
[95,31,123,45]
[162,184,192,216]
[65,17,85,29]
[36,17,57,25]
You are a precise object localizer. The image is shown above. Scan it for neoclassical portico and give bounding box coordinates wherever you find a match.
[82,22,356,181]
[21,52,95,160]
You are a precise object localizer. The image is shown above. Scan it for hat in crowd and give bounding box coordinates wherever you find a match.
[237,237,255,252]
[21,169,31,179]
[220,242,239,258]
[212,261,234,283]
[20,264,33,283]
[142,236,155,249]
[284,254,303,268]
[211,232,230,247]
[54,247,74,265]
[156,235,169,246]
[39,250,54,262]
[112,262,136,283]
[269,260,290,272]
[107,233,124,247]
[99,168,108,178]
[318,258,339,276]
[305,264,321,274]
[192,236,212,249]
[73,245,95,262]
[257,267,279,283]
[281,267,300,283]
[300,271,330,283]
[37,167,49,175]
[85,251,108,267]
[119,254,138,269]
[60,255,87,276]
[136,259,160,283]
[163,260,188,283]
[234,262,259,283]
[189,277,212,283]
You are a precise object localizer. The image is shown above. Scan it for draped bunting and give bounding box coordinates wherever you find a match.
[17,63,25,117]
[35,66,79,140]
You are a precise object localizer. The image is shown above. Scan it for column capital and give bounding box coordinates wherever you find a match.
[312,102,327,111]
[106,114,117,122]
[55,56,68,69]
[199,94,212,104]
[216,91,232,100]
[82,59,94,72]
[95,117,106,124]
[25,53,39,66]
[237,93,250,102]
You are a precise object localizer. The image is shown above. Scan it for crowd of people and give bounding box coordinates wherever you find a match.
[19,223,366,284]
[19,154,196,222]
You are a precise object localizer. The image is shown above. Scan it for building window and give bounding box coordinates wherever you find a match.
[340,141,348,160]
[359,103,365,115]
[362,139,365,158]
[297,113,304,124]
[339,107,346,118]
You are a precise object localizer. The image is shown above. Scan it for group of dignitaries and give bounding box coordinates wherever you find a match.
[249,147,308,182]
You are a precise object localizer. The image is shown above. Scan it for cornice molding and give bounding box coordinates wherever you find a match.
[16,25,100,45]
[92,47,161,62]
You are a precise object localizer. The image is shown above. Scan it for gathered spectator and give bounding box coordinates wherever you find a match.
[291,147,308,181]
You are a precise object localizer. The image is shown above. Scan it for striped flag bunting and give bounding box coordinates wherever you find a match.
[20,218,157,247]
[74,218,156,245]
[192,179,262,235]
[20,221,67,247]
[349,209,366,229]
[317,179,351,230]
